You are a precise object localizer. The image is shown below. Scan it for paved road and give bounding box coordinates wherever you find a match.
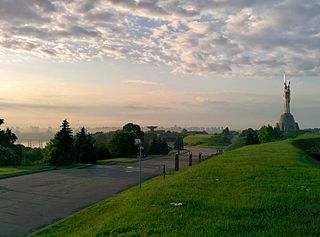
[0,148,216,237]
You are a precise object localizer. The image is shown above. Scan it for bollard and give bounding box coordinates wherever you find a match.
[216,149,219,155]
[163,164,166,179]
[198,152,202,163]
[175,153,179,171]
[189,152,192,166]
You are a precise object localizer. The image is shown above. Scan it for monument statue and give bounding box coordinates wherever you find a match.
[283,74,290,113]
[276,74,299,131]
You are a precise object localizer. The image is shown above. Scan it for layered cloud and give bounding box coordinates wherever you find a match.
[0,0,319,76]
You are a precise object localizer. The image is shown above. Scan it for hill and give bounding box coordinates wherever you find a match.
[32,138,320,237]
[183,134,231,148]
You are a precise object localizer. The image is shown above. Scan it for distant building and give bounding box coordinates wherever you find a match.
[276,74,299,131]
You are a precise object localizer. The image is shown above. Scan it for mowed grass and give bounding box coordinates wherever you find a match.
[0,165,52,178]
[184,134,221,148]
[32,140,320,237]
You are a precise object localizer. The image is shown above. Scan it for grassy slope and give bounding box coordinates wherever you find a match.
[184,134,214,145]
[184,134,228,148]
[32,140,320,237]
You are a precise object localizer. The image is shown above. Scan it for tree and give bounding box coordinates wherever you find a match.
[146,133,170,155]
[240,128,260,145]
[21,147,44,165]
[123,123,144,142]
[160,138,170,154]
[48,119,75,165]
[0,146,20,166]
[222,127,230,136]
[0,127,21,166]
[174,135,184,150]
[92,132,112,160]
[75,127,97,164]
[0,128,17,148]
[149,135,159,154]
[258,125,283,143]
[107,130,138,157]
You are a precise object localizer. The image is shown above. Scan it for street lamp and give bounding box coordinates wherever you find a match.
[134,138,143,189]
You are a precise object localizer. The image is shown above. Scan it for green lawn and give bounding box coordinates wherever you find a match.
[184,134,229,148]
[97,158,139,165]
[31,139,320,237]
[0,165,53,178]
[184,134,214,146]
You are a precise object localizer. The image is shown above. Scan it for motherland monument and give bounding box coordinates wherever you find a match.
[276,74,299,131]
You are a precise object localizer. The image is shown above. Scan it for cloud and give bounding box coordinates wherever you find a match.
[122,80,159,85]
[0,0,319,76]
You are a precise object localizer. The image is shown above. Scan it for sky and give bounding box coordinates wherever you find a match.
[0,0,319,130]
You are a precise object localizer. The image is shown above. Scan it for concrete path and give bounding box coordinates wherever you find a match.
[0,148,216,237]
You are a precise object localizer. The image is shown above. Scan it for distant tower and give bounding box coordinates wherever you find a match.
[276,74,299,131]
[147,126,158,132]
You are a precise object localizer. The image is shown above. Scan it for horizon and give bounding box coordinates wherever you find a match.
[1,1,319,129]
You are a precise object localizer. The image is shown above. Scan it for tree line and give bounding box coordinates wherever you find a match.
[0,119,179,166]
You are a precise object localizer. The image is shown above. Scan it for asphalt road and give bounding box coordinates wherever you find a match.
[0,147,216,237]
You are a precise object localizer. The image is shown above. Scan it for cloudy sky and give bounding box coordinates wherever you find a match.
[0,0,319,129]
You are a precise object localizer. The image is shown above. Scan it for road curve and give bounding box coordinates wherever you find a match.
[0,147,216,237]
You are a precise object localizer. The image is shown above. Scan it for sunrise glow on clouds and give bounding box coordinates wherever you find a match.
[0,0,319,129]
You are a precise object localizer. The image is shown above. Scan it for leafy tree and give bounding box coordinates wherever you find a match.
[240,128,260,145]
[0,127,21,166]
[123,123,144,142]
[107,130,138,157]
[258,125,283,143]
[160,138,170,154]
[48,119,75,165]
[75,127,96,164]
[0,128,17,148]
[0,146,21,166]
[21,147,44,165]
[92,132,112,160]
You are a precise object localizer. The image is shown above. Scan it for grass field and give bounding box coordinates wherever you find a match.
[32,138,320,237]
[184,134,229,148]
[96,158,139,165]
[0,165,52,178]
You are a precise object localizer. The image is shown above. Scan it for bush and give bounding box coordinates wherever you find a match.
[258,125,283,143]
[240,128,260,145]
[21,147,44,165]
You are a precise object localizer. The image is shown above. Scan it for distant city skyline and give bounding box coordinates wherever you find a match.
[0,1,319,129]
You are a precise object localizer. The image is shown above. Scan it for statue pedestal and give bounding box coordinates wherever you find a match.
[277,113,299,131]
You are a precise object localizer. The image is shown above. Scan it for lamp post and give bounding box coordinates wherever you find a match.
[134,139,143,189]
